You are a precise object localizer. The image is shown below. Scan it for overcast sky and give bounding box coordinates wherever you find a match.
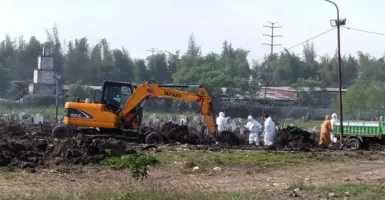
[0,0,384,61]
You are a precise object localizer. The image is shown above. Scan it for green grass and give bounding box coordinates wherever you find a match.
[104,153,160,180]
[321,183,385,200]
[6,182,385,200]
[110,190,259,200]
[153,150,311,172]
[5,189,262,200]
[0,168,20,180]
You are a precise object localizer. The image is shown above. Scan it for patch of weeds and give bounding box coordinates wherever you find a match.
[104,152,159,180]
[110,190,262,200]
[104,148,112,156]
[287,179,315,191]
[213,157,225,165]
[155,150,310,170]
[0,167,19,180]
[184,160,197,169]
[322,183,385,200]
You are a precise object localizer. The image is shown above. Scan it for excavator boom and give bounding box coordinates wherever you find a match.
[120,83,217,134]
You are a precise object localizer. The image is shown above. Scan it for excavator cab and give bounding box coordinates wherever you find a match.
[100,81,143,126]
[101,81,134,112]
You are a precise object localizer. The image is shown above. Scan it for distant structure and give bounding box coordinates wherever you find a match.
[29,46,60,95]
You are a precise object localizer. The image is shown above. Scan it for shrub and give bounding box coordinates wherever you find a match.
[21,94,57,107]
[66,84,95,101]
[104,153,159,180]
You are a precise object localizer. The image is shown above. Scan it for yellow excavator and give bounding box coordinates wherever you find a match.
[52,80,218,143]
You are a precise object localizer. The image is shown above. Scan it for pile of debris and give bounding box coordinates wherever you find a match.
[161,122,202,144]
[0,134,136,170]
[44,136,136,166]
[0,113,54,137]
[275,126,316,151]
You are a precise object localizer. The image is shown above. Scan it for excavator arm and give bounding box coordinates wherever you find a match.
[119,83,218,135]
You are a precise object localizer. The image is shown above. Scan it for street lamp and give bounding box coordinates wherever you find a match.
[325,0,345,147]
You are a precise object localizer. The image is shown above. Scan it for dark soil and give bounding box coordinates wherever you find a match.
[160,122,200,145]
[43,137,136,166]
[0,133,136,170]
[275,126,316,151]
[217,131,240,146]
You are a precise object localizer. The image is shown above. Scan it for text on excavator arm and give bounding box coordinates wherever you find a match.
[120,83,217,134]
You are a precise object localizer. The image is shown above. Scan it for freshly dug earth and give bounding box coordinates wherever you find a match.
[217,130,240,145]
[160,122,200,145]
[44,137,136,165]
[0,134,136,170]
[275,126,316,151]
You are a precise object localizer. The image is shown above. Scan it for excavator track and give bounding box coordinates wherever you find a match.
[52,125,143,142]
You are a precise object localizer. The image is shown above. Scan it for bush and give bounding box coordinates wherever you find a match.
[21,94,57,107]
[104,153,159,180]
[66,84,95,101]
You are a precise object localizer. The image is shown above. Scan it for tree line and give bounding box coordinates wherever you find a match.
[0,25,384,111]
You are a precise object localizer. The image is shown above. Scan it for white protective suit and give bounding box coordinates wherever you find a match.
[264,116,276,146]
[244,115,262,146]
[216,112,230,132]
[330,113,339,143]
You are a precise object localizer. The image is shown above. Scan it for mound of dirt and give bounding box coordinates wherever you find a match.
[0,137,48,169]
[217,131,240,146]
[275,126,316,151]
[0,133,136,170]
[43,137,136,166]
[160,122,200,144]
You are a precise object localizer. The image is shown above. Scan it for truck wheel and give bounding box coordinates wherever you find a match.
[52,125,70,139]
[145,132,164,144]
[345,138,361,150]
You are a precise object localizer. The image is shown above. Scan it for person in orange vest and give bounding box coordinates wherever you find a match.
[319,115,332,145]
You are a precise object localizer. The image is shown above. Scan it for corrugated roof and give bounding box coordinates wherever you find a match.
[261,86,348,92]
[257,90,296,100]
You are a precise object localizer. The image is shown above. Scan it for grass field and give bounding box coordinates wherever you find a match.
[0,149,384,200]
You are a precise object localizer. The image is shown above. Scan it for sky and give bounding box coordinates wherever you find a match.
[0,0,384,62]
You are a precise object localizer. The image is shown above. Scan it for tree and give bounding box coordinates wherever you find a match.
[291,78,327,107]
[66,84,94,100]
[113,48,135,82]
[63,38,91,84]
[147,53,170,83]
[331,80,383,119]
[45,24,64,73]
[134,59,150,83]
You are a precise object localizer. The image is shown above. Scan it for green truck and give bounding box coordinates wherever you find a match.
[333,116,385,149]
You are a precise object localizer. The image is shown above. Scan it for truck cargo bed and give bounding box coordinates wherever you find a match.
[333,117,384,136]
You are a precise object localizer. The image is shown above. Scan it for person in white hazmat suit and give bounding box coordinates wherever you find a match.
[330,113,339,143]
[216,112,230,132]
[264,114,276,146]
[244,115,262,146]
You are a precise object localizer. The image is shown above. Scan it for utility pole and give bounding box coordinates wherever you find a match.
[262,22,282,117]
[147,48,157,56]
[325,0,346,148]
[54,73,61,124]
[263,22,282,56]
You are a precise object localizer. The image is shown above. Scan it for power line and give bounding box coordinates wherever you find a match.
[285,27,336,50]
[254,27,336,63]
[343,26,385,36]
[262,22,282,56]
